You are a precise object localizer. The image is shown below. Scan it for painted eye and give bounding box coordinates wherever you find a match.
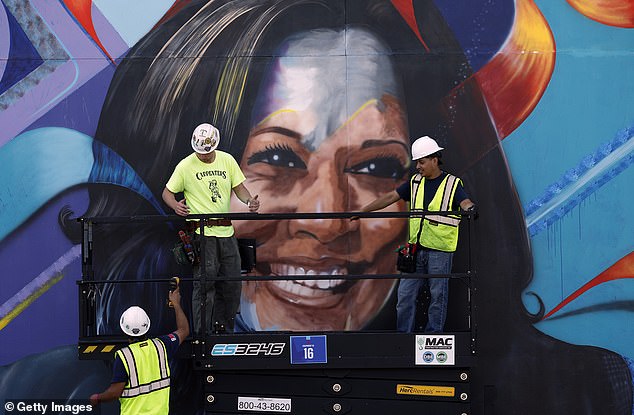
[345,156,407,179]
[247,144,307,169]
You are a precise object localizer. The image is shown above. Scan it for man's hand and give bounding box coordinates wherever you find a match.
[162,188,189,216]
[460,203,478,219]
[89,383,125,405]
[174,199,190,217]
[168,286,182,308]
[247,195,260,212]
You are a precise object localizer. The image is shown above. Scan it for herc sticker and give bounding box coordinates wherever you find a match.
[396,384,455,397]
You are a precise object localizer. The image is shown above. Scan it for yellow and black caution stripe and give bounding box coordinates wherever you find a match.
[79,344,120,355]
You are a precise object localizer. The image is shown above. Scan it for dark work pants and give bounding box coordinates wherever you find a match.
[192,235,242,334]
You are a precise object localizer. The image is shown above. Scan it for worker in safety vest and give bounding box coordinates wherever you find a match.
[358,136,475,333]
[89,286,189,414]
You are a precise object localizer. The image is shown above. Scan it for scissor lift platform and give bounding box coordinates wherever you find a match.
[77,212,478,415]
[79,331,473,414]
[199,331,473,414]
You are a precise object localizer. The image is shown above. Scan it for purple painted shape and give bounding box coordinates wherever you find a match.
[0,2,9,75]
[0,3,45,95]
[0,188,88,365]
[29,65,116,136]
[1,59,78,143]
[90,2,129,61]
[35,0,104,59]
[0,0,128,146]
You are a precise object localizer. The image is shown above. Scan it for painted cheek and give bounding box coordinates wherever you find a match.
[230,181,282,243]
[357,204,407,263]
[244,176,301,216]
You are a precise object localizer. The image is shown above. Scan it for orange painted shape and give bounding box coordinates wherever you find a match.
[567,0,634,28]
[475,0,556,139]
[62,0,115,64]
[543,251,634,319]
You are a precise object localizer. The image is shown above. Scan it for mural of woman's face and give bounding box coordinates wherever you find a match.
[231,28,410,331]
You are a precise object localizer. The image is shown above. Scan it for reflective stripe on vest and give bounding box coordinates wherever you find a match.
[409,173,462,252]
[116,338,171,415]
[121,378,171,397]
[425,174,461,226]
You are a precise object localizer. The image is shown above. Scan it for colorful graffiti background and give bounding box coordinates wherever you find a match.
[0,0,632,413]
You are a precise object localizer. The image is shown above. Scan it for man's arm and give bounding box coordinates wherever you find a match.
[168,286,190,344]
[89,382,125,405]
[360,190,401,212]
[162,187,190,216]
[459,198,475,211]
[232,182,260,212]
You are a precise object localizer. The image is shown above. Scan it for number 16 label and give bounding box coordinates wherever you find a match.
[290,335,327,364]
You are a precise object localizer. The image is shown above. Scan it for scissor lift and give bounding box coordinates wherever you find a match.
[77,211,477,415]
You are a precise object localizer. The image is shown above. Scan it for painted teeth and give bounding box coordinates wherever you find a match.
[270,264,348,292]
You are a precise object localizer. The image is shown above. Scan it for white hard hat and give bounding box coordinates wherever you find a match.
[120,306,150,337]
[191,123,220,154]
[411,136,444,160]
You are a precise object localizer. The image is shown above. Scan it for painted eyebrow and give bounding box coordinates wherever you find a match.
[250,126,302,140]
[361,139,409,153]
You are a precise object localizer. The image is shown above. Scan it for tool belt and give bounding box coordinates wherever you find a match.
[172,230,200,266]
[186,219,232,232]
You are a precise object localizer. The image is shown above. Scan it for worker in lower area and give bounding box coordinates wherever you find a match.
[358,136,475,333]
[89,286,189,414]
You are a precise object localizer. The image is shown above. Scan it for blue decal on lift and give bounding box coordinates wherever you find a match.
[290,335,327,364]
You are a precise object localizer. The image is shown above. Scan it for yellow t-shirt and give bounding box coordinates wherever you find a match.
[165,151,245,237]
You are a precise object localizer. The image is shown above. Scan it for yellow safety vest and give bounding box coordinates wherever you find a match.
[116,338,171,415]
[408,173,462,252]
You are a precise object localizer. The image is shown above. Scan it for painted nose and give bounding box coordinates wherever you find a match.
[288,162,353,243]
